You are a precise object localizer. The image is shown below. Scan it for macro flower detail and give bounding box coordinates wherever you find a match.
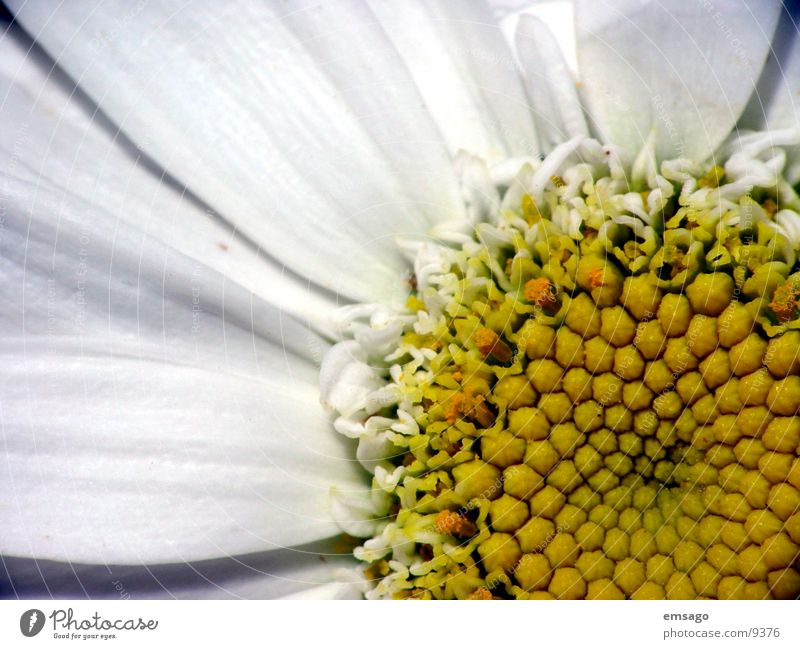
[325,140,800,599]
[2,0,800,601]
[318,2,800,599]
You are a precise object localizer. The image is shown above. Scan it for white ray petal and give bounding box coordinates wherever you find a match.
[0,171,371,564]
[515,14,589,151]
[277,580,363,600]
[275,0,465,221]
[500,1,578,76]
[368,0,540,162]
[7,0,467,304]
[575,0,781,160]
[0,29,338,335]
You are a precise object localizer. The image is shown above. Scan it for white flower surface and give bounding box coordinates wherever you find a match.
[0,0,798,598]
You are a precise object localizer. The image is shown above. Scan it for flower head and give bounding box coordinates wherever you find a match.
[2,0,800,600]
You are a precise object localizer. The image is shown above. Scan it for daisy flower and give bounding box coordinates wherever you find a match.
[2,0,800,600]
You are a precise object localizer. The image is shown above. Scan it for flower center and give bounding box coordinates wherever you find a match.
[327,138,800,600]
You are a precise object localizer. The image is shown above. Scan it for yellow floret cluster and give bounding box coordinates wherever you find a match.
[353,162,800,600]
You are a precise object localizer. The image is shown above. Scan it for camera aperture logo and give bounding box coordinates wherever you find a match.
[20,609,45,637]
[18,608,158,641]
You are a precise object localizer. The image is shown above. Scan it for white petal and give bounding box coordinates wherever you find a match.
[368,0,540,162]
[1,538,362,599]
[500,1,578,75]
[0,171,369,564]
[277,580,363,600]
[530,135,586,199]
[488,0,537,20]
[275,1,465,221]
[576,0,782,160]
[7,1,466,304]
[515,14,589,151]
[1,342,369,564]
[455,151,501,223]
[319,342,384,418]
[330,487,385,539]
[0,29,338,335]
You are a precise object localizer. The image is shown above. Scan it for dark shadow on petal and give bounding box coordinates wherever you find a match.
[0,536,360,600]
[740,0,800,129]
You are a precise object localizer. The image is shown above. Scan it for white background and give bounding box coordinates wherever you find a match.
[0,600,797,648]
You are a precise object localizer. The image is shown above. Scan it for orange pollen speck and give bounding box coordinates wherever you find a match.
[473,327,513,363]
[473,327,500,357]
[434,510,477,538]
[467,587,493,600]
[524,277,557,307]
[762,198,779,216]
[443,390,496,428]
[769,280,800,322]
[443,393,466,425]
[588,267,606,289]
